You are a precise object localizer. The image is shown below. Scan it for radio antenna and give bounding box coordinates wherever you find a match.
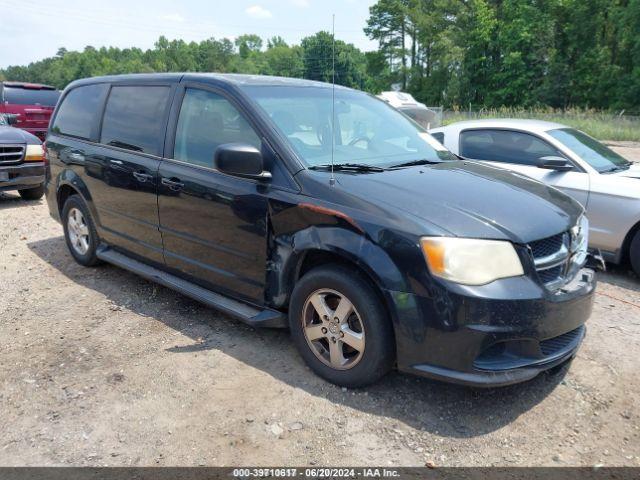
[329,13,336,186]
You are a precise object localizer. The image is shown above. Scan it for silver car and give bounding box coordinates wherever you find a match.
[430,119,640,275]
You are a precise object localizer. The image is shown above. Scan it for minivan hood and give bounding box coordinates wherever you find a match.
[334,161,583,244]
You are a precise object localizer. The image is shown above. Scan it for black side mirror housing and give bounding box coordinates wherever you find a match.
[6,114,18,126]
[537,156,574,172]
[214,143,272,181]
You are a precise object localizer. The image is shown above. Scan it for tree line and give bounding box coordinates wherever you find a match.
[365,0,640,111]
[1,0,638,112]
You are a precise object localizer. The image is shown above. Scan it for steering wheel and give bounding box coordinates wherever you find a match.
[348,136,371,147]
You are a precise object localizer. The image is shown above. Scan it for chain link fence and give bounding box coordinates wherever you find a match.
[440,109,640,141]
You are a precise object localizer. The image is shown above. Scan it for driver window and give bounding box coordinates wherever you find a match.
[460,129,563,166]
[174,88,261,168]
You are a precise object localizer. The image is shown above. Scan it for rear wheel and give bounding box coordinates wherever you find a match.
[62,195,102,267]
[18,184,44,200]
[630,230,640,277]
[289,264,394,387]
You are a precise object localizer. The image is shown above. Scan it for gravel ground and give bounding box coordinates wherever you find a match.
[1,162,639,467]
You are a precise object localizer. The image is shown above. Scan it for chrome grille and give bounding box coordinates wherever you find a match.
[0,144,25,164]
[530,232,570,289]
[530,233,565,258]
[538,264,563,284]
[528,216,589,290]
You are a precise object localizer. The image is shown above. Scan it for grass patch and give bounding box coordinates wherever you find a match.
[442,108,640,142]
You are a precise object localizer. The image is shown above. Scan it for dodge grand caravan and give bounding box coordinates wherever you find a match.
[45,74,595,387]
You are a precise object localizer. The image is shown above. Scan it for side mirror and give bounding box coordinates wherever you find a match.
[214,143,272,181]
[6,114,18,126]
[537,156,574,172]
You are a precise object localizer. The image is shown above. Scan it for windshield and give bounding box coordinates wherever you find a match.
[547,128,630,173]
[4,87,60,106]
[243,85,456,168]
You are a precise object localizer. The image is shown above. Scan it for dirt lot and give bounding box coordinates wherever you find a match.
[605,141,640,162]
[1,146,639,467]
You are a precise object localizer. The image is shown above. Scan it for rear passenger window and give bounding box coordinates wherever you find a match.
[4,87,60,106]
[460,129,563,166]
[51,84,108,140]
[100,86,170,156]
[173,88,261,168]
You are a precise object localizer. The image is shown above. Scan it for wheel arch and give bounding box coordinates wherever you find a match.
[621,217,640,266]
[54,169,99,224]
[267,226,409,333]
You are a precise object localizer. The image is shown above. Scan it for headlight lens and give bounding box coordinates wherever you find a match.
[420,237,524,285]
[24,144,45,162]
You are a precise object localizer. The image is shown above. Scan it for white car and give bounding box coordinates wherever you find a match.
[430,119,640,275]
[377,91,439,129]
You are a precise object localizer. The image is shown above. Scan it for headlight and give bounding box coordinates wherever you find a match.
[571,215,589,253]
[571,215,589,266]
[24,144,45,162]
[420,237,524,285]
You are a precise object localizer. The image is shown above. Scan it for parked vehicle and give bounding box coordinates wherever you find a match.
[45,74,595,387]
[0,113,46,199]
[377,91,440,129]
[1,82,61,141]
[430,119,640,276]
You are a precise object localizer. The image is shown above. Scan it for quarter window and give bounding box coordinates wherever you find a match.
[460,129,563,166]
[173,88,261,168]
[431,132,445,144]
[100,86,170,155]
[51,84,108,140]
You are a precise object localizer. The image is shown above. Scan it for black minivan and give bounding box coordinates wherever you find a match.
[45,73,596,387]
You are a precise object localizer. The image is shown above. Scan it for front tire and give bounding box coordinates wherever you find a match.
[289,264,394,387]
[18,184,44,200]
[62,195,101,267]
[630,229,640,277]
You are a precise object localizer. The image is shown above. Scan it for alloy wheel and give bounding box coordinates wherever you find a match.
[67,207,90,255]
[301,288,365,370]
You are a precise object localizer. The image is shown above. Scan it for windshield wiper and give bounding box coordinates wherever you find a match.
[308,163,386,172]
[388,159,443,169]
[601,164,631,173]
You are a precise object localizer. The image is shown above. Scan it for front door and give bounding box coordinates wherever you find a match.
[157,86,268,303]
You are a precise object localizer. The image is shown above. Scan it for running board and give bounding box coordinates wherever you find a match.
[96,247,287,328]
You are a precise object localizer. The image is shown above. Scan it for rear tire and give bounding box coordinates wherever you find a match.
[62,195,102,267]
[18,184,44,200]
[289,264,394,387]
[630,230,640,277]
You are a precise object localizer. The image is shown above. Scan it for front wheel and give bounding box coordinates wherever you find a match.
[630,229,640,277]
[18,184,44,200]
[289,265,394,387]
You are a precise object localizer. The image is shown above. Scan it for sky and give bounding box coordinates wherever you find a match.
[0,0,378,69]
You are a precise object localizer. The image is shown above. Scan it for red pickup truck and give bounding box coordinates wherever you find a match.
[0,82,61,140]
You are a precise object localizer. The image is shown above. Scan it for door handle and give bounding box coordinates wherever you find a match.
[68,152,84,162]
[161,177,184,191]
[133,171,154,183]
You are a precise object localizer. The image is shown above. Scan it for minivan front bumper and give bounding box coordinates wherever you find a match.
[0,162,45,192]
[389,268,595,387]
